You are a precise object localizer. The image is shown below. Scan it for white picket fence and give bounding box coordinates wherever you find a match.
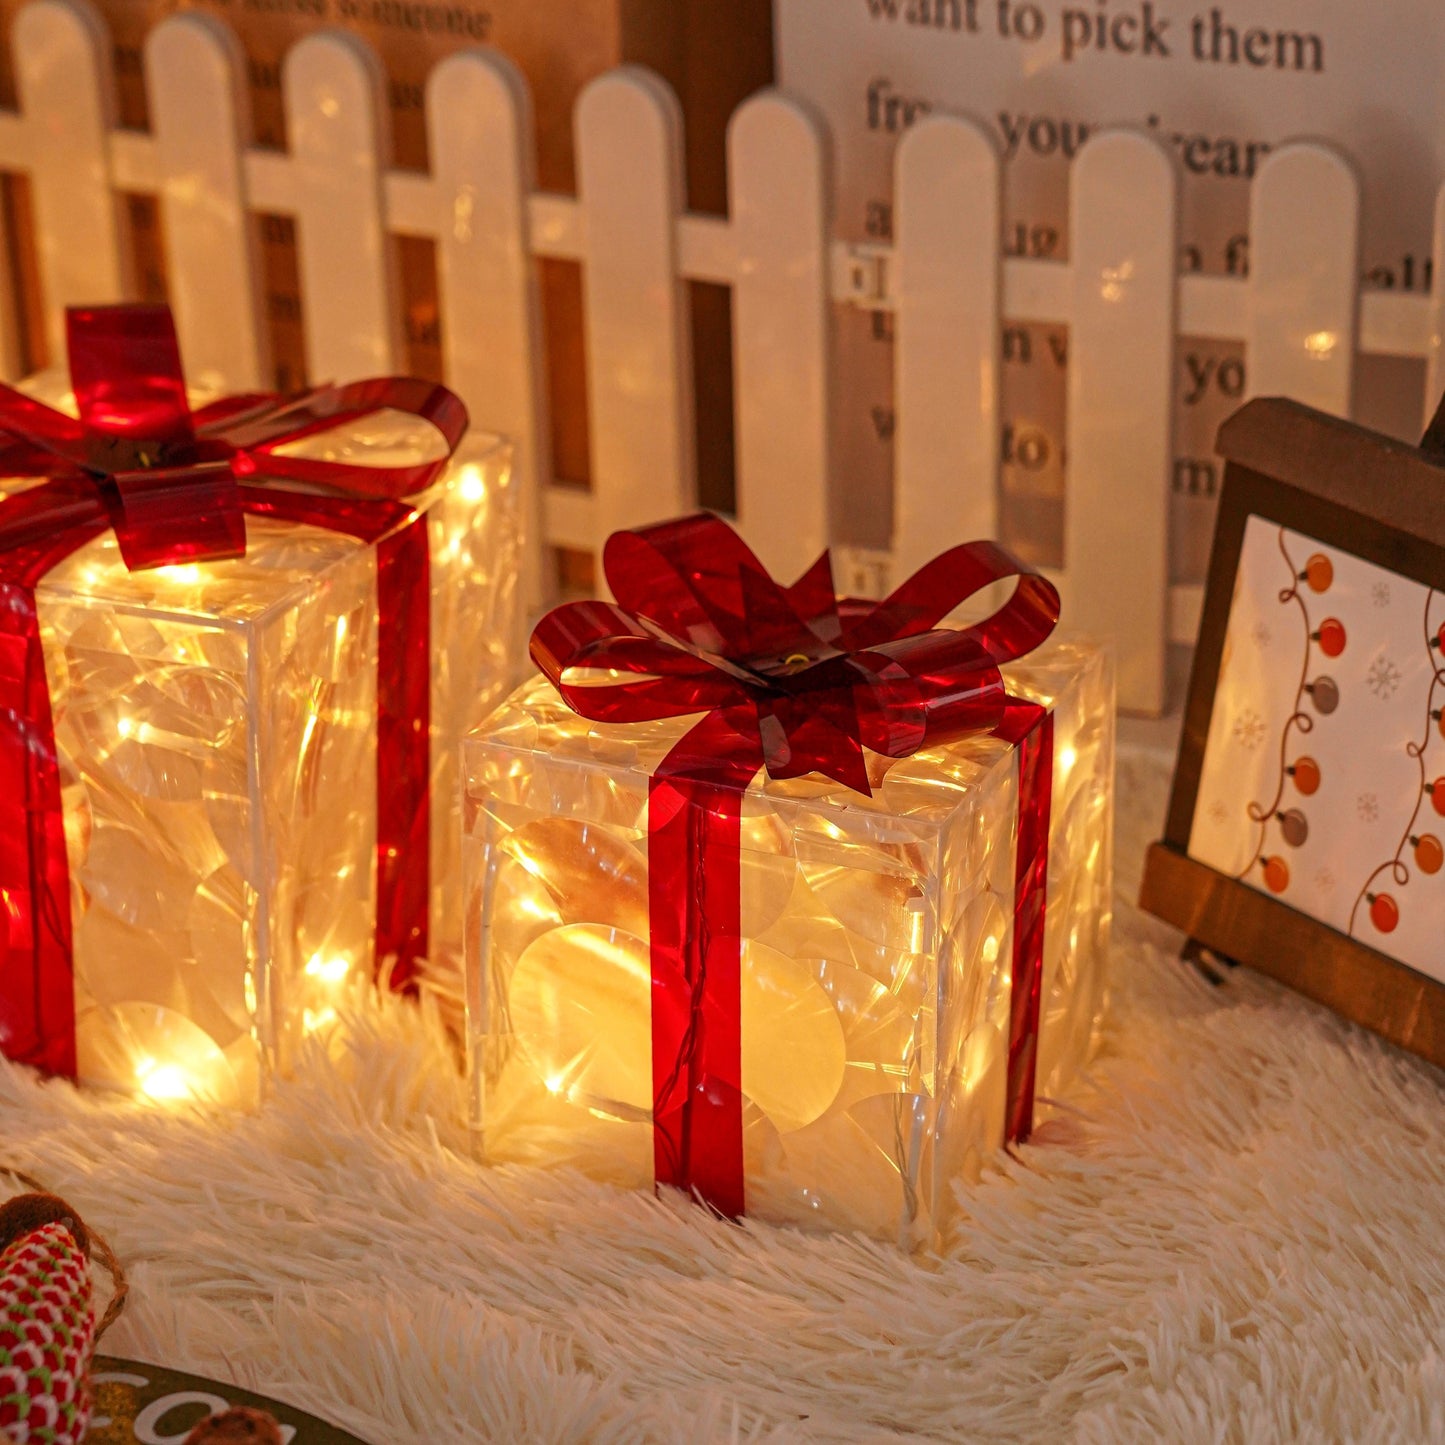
[0,0,1441,712]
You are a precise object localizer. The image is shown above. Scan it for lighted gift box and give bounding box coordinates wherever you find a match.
[0,306,517,1106]
[465,516,1111,1247]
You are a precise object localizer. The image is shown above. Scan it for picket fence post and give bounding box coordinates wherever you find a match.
[892,114,1001,581]
[1067,129,1177,716]
[12,0,122,365]
[1247,143,1359,412]
[146,13,266,391]
[575,67,695,571]
[285,31,401,382]
[729,91,832,583]
[427,48,549,619]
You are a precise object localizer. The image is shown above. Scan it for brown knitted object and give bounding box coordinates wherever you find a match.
[183,1405,285,1444]
[0,1190,91,1257]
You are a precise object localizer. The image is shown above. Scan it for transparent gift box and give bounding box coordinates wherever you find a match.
[1,366,517,1106]
[464,636,1112,1247]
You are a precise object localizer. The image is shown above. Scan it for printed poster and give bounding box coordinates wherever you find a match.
[776,1,1445,589]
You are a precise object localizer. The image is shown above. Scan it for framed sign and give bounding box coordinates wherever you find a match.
[1140,396,1445,1066]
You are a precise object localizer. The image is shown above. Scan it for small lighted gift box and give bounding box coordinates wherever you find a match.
[465,516,1112,1246]
[0,306,517,1105]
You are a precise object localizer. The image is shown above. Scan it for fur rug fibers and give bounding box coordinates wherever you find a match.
[5,748,1445,1443]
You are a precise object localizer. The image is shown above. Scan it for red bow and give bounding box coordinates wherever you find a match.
[0,304,465,571]
[531,512,1060,791]
[529,515,1061,1217]
[0,305,466,1081]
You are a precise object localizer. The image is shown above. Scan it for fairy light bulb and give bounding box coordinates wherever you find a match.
[134,1056,193,1102]
[304,953,351,985]
[1367,892,1399,934]
[1261,856,1290,893]
[1287,757,1321,795]
[1411,834,1443,874]
[156,563,203,585]
[302,954,352,1035]
[1300,554,1333,592]
[1311,619,1347,658]
[1306,677,1339,715]
[121,1007,241,1104]
[458,465,486,504]
[1429,779,1445,818]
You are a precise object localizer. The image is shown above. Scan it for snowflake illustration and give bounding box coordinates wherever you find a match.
[1251,622,1272,649]
[1232,709,1267,749]
[1366,653,1402,700]
[1358,792,1379,823]
[1315,869,1336,893]
[1372,581,1391,608]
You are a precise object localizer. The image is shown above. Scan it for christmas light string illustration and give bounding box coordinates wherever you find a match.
[1347,587,1445,937]
[1236,529,1341,890]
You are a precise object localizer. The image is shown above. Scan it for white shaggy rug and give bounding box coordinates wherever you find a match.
[5,745,1445,1443]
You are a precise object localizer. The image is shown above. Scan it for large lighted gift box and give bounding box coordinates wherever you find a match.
[465,516,1112,1246]
[0,306,517,1105]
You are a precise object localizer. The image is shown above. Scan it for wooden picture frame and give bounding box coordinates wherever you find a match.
[1140,395,1445,1067]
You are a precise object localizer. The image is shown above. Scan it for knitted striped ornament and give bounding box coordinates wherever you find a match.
[0,1201,94,1445]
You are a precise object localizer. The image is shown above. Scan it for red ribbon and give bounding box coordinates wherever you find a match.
[0,305,466,1078]
[531,514,1062,1216]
